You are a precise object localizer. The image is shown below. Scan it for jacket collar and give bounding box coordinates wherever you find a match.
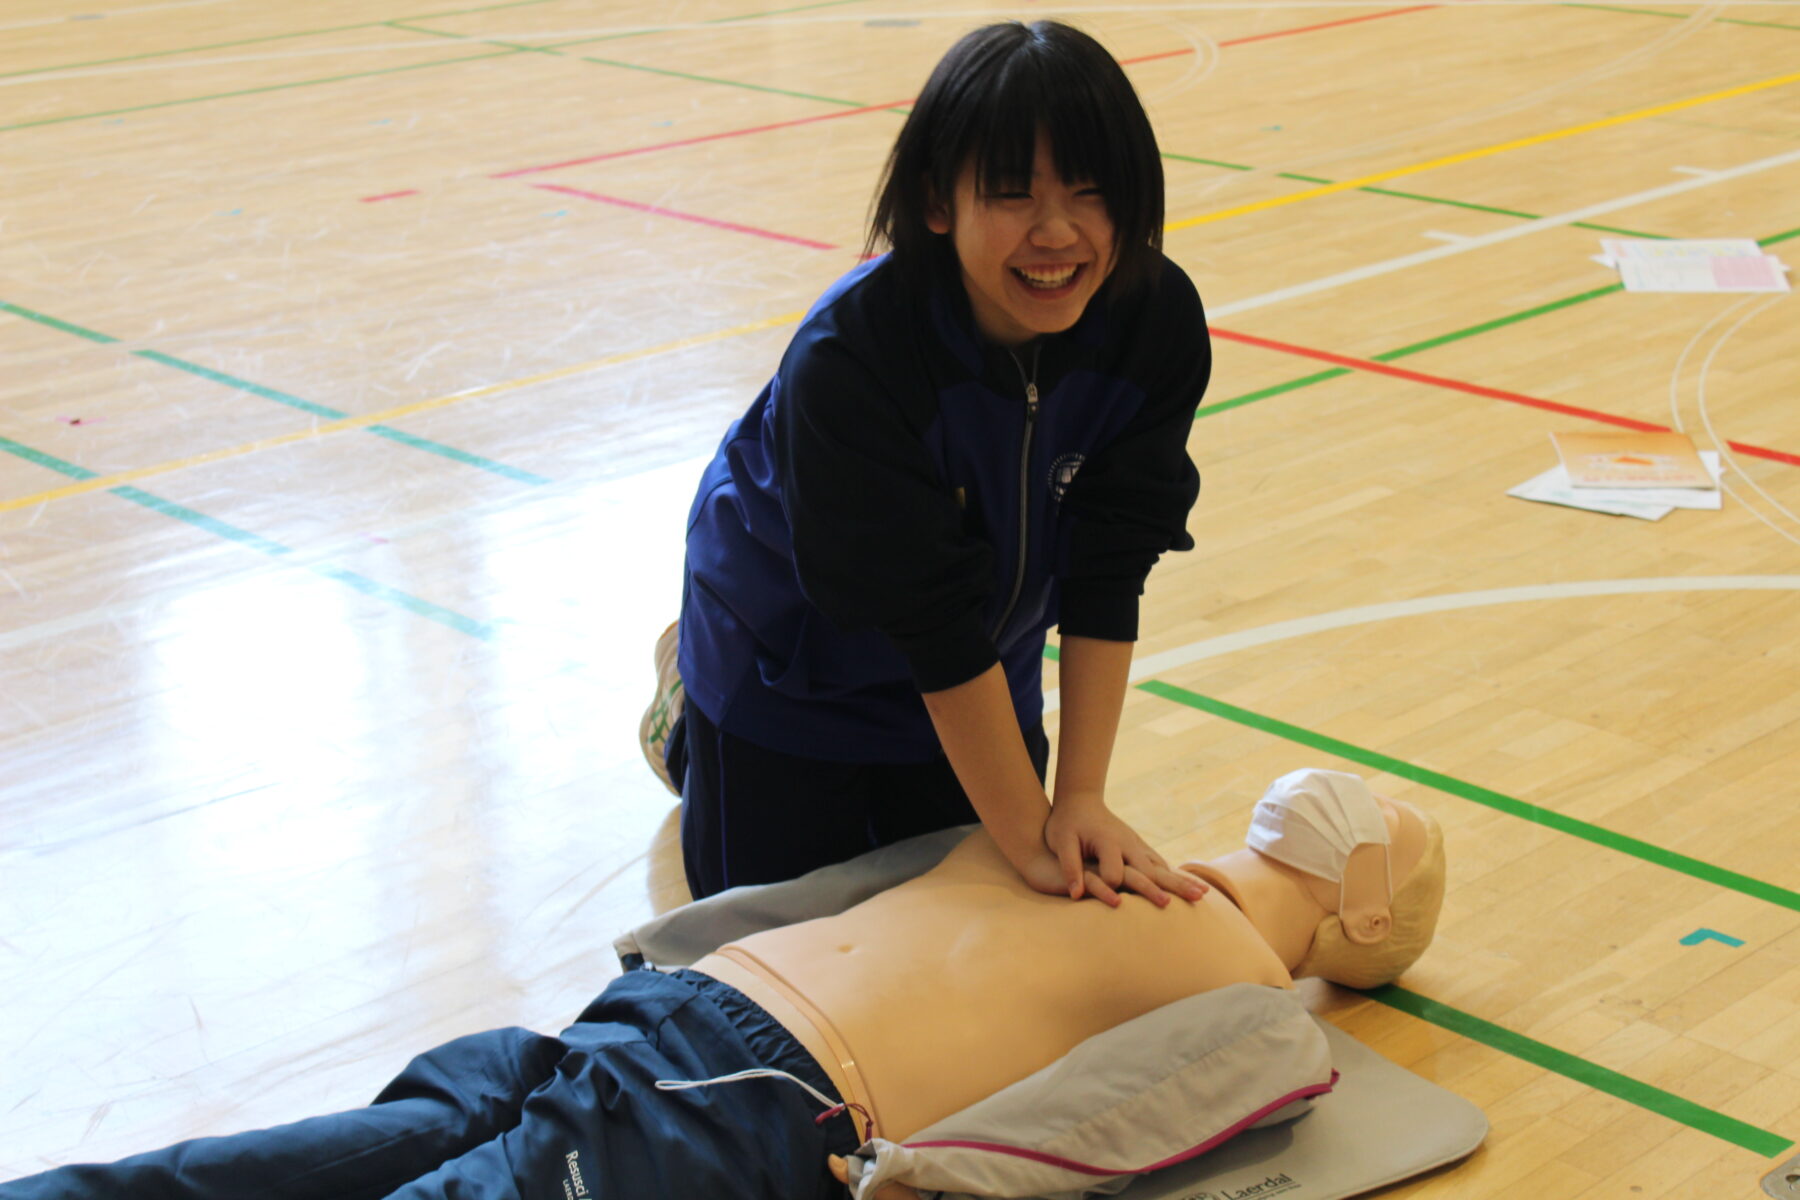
[924,248,1112,387]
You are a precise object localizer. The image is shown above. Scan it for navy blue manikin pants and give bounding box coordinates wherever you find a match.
[0,970,857,1200]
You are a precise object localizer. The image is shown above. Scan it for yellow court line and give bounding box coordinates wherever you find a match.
[0,309,804,514]
[16,68,1797,514]
[1166,66,1800,232]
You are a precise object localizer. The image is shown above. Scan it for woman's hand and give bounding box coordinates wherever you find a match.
[1009,844,1123,904]
[1043,796,1208,907]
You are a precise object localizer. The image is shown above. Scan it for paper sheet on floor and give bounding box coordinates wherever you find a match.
[1593,238,1790,293]
[1509,451,1723,520]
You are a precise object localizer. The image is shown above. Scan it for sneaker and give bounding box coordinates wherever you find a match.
[639,620,684,796]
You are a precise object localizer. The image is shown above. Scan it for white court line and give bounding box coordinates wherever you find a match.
[1044,575,1800,711]
[6,0,1789,71]
[1208,146,1800,317]
[1422,230,1471,243]
[1672,165,1719,177]
[1693,296,1800,542]
[0,0,239,34]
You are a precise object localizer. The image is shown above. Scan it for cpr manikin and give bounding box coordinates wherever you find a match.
[691,767,1446,1179]
[0,770,1443,1200]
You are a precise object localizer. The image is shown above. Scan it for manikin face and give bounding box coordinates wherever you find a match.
[925,129,1117,348]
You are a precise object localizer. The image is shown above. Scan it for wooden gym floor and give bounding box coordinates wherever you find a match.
[2,1,1798,1195]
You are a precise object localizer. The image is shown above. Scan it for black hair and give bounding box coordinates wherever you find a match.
[867,21,1165,297]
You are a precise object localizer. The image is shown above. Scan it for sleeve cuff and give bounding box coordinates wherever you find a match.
[892,610,1001,693]
[1057,584,1140,642]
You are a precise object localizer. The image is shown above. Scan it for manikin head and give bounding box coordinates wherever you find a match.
[1189,769,1447,990]
[1292,791,1445,989]
[866,21,1166,344]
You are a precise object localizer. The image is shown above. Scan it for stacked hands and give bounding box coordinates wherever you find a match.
[1019,796,1209,908]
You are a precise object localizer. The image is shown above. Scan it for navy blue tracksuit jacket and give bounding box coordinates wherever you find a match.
[679,250,1210,763]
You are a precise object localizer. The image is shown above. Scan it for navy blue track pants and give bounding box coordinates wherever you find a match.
[0,970,857,1200]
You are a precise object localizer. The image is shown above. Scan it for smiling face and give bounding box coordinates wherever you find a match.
[926,129,1117,348]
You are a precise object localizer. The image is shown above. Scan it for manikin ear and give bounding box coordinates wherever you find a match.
[1339,905,1393,946]
[1335,841,1393,944]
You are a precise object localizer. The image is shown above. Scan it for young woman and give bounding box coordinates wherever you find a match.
[659,20,1213,904]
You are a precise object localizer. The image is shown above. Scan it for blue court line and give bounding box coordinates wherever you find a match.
[0,435,501,640]
[3,304,546,485]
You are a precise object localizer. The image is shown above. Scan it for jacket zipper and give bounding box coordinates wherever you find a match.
[991,343,1041,642]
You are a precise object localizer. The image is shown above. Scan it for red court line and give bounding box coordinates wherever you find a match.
[494,98,913,179]
[490,5,1442,180]
[1213,326,1800,467]
[361,189,420,202]
[534,183,837,250]
[1119,4,1440,64]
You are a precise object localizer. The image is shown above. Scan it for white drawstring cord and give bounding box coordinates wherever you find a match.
[655,1067,837,1110]
[655,1068,875,1141]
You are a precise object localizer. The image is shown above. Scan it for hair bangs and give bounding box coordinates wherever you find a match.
[870,20,1166,295]
[964,66,1117,196]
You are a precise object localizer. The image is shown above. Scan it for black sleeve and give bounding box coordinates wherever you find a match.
[1057,266,1208,642]
[776,331,1000,693]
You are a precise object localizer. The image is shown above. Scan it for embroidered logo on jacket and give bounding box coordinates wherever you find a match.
[1048,453,1085,501]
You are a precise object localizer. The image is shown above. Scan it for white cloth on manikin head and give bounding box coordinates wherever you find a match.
[1245,769,1391,901]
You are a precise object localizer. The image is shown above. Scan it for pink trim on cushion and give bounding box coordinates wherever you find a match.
[902,1070,1340,1178]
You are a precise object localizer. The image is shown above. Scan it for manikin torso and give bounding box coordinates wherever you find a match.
[694,830,1292,1141]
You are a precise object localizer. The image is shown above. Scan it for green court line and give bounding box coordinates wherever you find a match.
[0,438,500,640]
[576,55,865,106]
[1163,152,1259,172]
[1373,283,1626,362]
[383,21,615,57]
[0,0,870,133]
[1370,985,1794,1157]
[1561,2,1800,33]
[403,0,878,56]
[0,48,526,134]
[1097,671,1799,1154]
[389,17,873,106]
[0,0,567,84]
[403,0,597,20]
[1163,152,1667,239]
[1042,644,1800,1150]
[1135,678,1800,914]
[0,21,380,82]
[1198,223,1800,416]
[579,0,874,45]
[0,301,117,344]
[1296,176,1543,220]
[131,350,549,484]
[1196,368,1353,419]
